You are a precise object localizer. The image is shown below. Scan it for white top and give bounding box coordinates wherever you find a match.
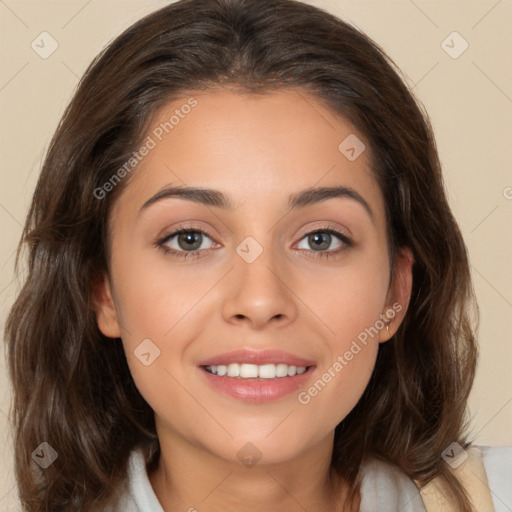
[115,445,512,511]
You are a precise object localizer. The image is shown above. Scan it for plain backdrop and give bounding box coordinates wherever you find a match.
[1,1,511,509]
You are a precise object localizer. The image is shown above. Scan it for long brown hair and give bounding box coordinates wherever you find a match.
[4,0,478,510]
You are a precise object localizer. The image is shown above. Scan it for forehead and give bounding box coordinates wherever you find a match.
[113,88,385,228]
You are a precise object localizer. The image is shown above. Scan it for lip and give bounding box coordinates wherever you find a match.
[196,348,317,403]
[197,348,316,367]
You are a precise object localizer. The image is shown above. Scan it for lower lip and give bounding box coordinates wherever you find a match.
[198,366,315,403]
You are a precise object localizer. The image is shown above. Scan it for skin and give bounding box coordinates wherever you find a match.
[93,88,414,512]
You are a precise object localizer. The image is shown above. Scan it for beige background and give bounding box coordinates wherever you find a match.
[1,0,511,509]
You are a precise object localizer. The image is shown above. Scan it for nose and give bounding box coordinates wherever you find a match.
[221,244,298,330]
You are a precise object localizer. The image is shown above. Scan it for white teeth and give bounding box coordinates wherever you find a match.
[258,364,275,379]
[275,363,288,377]
[287,365,297,376]
[227,363,240,377]
[205,363,308,378]
[240,364,259,378]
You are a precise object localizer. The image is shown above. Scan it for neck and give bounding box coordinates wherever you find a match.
[147,428,359,512]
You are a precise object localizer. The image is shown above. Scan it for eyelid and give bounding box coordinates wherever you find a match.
[155,222,353,258]
[156,223,218,246]
[295,222,352,242]
[157,222,351,243]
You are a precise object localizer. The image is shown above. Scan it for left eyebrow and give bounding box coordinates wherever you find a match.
[138,184,374,222]
[288,185,374,222]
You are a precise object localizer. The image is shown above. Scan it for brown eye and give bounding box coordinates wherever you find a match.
[156,226,217,259]
[296,228,350,253]
[175,231,204,251]
[307,232,334,251]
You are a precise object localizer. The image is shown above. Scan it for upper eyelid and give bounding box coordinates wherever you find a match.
[159,225,216,243]
[158,225,351,247]
[296,224,351,240]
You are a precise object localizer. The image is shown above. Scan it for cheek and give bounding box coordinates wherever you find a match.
[111,246,216,340]
[109,252,221,409]
[293,253,387,419]
[301,252,389,348]
[294,341,378,446]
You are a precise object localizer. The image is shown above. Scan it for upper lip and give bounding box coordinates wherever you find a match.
[197,348,316,367]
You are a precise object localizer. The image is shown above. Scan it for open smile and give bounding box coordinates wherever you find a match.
[197,349,317,402]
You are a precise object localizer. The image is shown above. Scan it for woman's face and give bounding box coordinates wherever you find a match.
[95,89,413,465]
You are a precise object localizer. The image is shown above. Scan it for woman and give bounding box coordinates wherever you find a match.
[4,0,511,510]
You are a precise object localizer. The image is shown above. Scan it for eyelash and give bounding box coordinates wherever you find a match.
[155,224,353,260]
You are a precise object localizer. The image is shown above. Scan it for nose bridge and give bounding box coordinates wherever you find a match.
[222,230,297,327]
[235,232,286,295]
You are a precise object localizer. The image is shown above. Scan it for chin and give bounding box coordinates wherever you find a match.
[205,430,320,468]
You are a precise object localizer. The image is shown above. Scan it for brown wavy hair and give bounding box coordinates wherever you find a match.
[4,0,479,510]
